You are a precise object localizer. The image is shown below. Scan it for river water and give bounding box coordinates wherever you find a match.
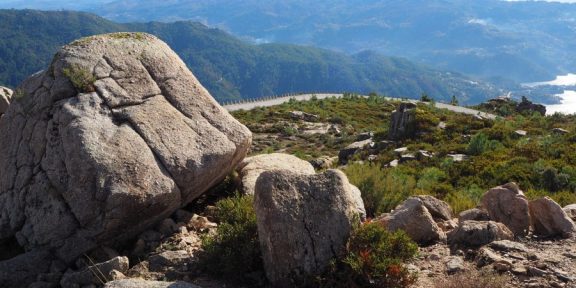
[523,73,576,115]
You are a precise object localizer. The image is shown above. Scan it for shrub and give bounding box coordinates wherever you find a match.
[199,194,265,286]
[315,222,418,288]
[345,163,417,217]
[62,64,96,93]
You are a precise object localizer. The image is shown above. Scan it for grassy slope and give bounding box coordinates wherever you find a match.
[232,96,576,216]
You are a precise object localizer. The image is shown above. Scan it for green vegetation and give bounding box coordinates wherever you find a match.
[232,94,395,159]
[199,194,264,286]
[234,96,576,215]
[315,222,418,287]
[0,10,499,103]
[62,64,96,93]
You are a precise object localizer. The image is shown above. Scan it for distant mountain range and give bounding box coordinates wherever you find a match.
[0,9,503,103]
[5,0,573,85]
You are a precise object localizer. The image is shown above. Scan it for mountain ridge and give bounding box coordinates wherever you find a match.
[0,9,502,103]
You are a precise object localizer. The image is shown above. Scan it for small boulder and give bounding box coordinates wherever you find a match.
[488,240,530,253]
[254,169,359,286]
[60,256,129,288]
[552,128,569,135]
[399,153,417,163]
[458,208,490,222]
[447,154,469,162]
[236,153,316,195]
[448,220,513,248]
[377,197,445,245]
[289,110,319,122]
[338,139,374,164]
[309,156,335,170]
[563,204,576,221]
[481,183,531,236]
[445,256,465,274]
[0,250,54,288]
[529,197,576,238]
[388,102,417,140]
[415,195,452,222]
[349,184,367,221]
[356,131,374,141]
[475,247,504,267]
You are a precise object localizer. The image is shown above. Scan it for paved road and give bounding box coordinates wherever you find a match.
[223,93,497,120]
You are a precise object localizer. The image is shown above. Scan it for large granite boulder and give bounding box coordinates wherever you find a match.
[529,197,576,238]
[377,197,445,245]
[236,153,316,195]
[0,33,251,266]
[0,86,12,116]
[388,102,417,140]
[448,220,514,248]
[254,169,359,286]
[481,183,530,236]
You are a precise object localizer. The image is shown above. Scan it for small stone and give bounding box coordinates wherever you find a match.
[475,247,503,267]
[108,270,125,281]
[429,254,441,261]
[493,261,512,272]
[445,256,465,274]
[188,214,218,231]
[554,271,575,282]
[550,282,564,288]
[488,240,530,253]
[535,262,548,270]
[512,265,528,275]
[527,266,547,277]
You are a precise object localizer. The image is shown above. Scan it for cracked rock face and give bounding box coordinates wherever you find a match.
[254,169,358,286]
[0,33,251,262]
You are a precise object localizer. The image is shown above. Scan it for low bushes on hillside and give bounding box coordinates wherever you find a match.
[314,222,418,288]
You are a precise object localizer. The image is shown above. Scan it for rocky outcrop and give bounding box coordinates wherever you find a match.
[254,169,359,286]
[0,33,251,265]
[529,197,576,238]
[516,96,546,116]
[377,197,445,245]
[236,153,315,195]
[447,220,514,248]
[481,183,530,236]
[458,208,490,222]
[388,102,417,140]
[338,139,374,164]
[289,110,319,122]
[0,249,54,288]
[60,256,129,288]
[0,86,12,116]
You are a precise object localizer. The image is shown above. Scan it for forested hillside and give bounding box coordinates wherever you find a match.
[0,9,501,103]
